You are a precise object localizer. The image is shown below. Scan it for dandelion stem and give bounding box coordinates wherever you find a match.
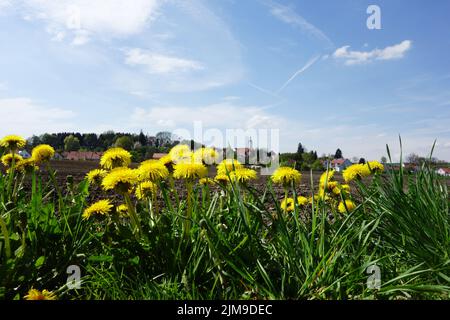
[184,181,193,239]
[0,214,11,260]
[124,193,142,238]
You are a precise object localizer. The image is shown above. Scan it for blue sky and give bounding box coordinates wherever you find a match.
[0,0,449,161]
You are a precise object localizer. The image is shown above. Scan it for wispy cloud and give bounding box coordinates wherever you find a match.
[266,1,333,48]
[277,54,321,93]
[333,40,412,65]
[124,48,204,75]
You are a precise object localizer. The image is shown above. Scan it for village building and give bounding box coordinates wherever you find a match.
[323,158,353,172]
[436,167,450,177]
[63,151,103,161]
[152,153,168,160]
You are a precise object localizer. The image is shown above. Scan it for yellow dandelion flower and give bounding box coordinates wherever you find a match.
[15,158,39,173]
[140,159,160,165]
[100,147,131,170]
[0,135,26,151]
[199,177,214,185]
[214,173,230,184]
[159,154,173,166]
[31,144,55,163]
[193,147,219,165]
[366,161,384,173]
[116,204,128,216]
[297,196,308,206]
[24,288,57,300]
[308,194,320,204]
[338,200,356,213]
[102,167,138,193]
[319,170,335,187]
[217,159,242,175]
[271,167,301,187]
[281,198,295,212]
[229,168,257,183]
[342,164,371,183]
[332,183,351,196]
[1,153,23,167]
[138,161,169,182]
[325,181,339,191]
[173,162,208,180]
[169,144,192,164]
[135,181,157,200]
[83,199,113,219]
[86,169,108,184]
[332,185,342,195]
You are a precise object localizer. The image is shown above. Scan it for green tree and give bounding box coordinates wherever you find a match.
[311,159,323,171]
[138,130,147,146]
[334,148,343,159]
[83,133,98,150]
[64,135,81,151]
[40,133,58,148]
[297,143,305,155]
[115,136,134,151]
[28,135,42,148]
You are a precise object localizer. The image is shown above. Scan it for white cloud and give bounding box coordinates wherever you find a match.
[124,48,204,75]
[0,97,76,137]
[22,0,163,44]
[128,103,285,131]
[127,103,288,149]
[333,40,412,65]
[267,2,333,48]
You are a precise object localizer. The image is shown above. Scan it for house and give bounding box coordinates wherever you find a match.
[53,152,64,160]
[18,150,31,159]
[63,151,103,161]
[152,153,168,160]
[436,168,450,177]
[324,158,353,172]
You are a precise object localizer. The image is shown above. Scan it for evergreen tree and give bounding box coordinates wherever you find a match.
[334,148,343,159]
[297,143,304,155]
[138,130,147,146]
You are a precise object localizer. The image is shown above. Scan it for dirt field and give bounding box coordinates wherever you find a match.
[23,160,450,204]
[33,160,326,201]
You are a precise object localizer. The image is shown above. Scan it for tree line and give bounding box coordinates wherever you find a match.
[24,131,176,162]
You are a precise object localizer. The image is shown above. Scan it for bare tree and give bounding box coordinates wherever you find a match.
[407,153,420,165]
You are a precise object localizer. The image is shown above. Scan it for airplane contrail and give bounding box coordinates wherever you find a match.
[248,82,281,99]
[276,54,321,94]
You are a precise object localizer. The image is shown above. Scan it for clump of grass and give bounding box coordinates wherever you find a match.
[0,139,449,300]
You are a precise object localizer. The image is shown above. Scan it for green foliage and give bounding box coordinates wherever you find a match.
[64,135,81,151]
[114,136,134,151]
[0,143,449,300]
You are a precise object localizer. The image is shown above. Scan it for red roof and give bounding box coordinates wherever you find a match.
[236,148,251,155]
[152,153,168,159]
[438,168,450,173]
[63,151,103,161]
[331,158,346,165]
